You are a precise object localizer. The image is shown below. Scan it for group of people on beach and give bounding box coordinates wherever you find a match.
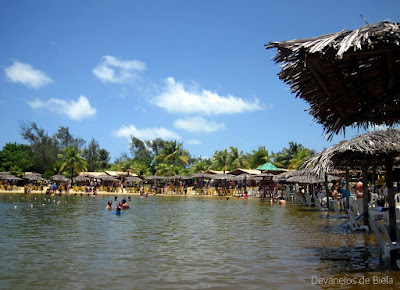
[106,197,130,213]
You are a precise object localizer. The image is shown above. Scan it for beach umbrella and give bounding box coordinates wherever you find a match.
[50,174,69,182]
[125,176,141,182]
[0,173,22,181]
[74,175,92,182]
[267,21,400,139]
[256,162,282,173]
[22,173,43,181]
[97,174,117,181]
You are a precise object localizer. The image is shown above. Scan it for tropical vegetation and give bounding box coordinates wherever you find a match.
[0,122,316,178]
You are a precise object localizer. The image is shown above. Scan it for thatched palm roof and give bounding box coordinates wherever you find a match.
[266,21,400,139]
[302,129,400,176]
[190,173,215,179]
[50,174,69,182]
[125,176,142,182]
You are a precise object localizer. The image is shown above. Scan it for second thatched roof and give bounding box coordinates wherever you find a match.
[302,129,400,176]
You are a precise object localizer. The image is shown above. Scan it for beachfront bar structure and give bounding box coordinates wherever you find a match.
[266,21,400,266]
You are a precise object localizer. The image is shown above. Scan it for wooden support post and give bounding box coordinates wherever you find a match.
[362,165,369,228]
[385,157,398,264]
[346,168,350,210]
[324,173,330,210]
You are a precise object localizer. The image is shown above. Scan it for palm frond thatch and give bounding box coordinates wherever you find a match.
[266,21,400,139]
[302,129,400,176]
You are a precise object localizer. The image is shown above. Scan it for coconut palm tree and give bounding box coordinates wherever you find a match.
[155,163,175,176]
[211,149,231,173]
[229,146,248,169]
[155,140,189,166]
[288,148,315,170]
[248,146,271,168]
[58,145,88,186]
[189,157,212,173]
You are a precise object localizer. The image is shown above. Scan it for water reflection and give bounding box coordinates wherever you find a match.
[0,194,399,289]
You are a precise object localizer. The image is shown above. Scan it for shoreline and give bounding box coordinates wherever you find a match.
[0,190,253,198]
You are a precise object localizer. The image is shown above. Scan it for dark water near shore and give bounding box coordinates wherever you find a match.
[0,193,399,289]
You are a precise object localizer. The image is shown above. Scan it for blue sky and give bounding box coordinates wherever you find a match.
[1,0,399,161]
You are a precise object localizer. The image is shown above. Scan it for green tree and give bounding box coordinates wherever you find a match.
[0,143,35,174]
[58,146,88,185]
[211,149,231,173]
[53,126,85,150]
[20,122,60,174]
[130,136,152,164]
[98,149,111,170]
[189,157,212,173]
[83,138,100,171]
[155,141,189,167]
[228,146,248,169]
[288,148,315,170]
[145,138,165,157]
[248,146,271,169]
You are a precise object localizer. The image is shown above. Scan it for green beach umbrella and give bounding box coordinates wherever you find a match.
[256,162,281,172]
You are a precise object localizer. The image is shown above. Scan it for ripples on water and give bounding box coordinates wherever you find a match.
[0,194,399,289]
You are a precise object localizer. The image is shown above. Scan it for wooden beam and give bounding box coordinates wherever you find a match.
[306,59,347,121]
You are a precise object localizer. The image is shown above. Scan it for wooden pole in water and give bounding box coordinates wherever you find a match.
[385,157,398,264]
[362,165,369,228]
[324,173,330,210]
[345,168,350,210]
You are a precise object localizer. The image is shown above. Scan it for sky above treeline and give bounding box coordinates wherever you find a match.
[1,0,399,161]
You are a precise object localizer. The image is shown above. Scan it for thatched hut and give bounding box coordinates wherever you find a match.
[266,21,400,140]
[302,129,400,257]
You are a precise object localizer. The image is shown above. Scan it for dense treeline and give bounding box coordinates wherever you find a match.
[0,122,315,178]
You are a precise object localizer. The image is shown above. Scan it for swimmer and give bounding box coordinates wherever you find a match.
[121,199,129,209]
[114,196,118,201]
[106,200,113,210]
[278,198,286,206]
[128,196,131,201]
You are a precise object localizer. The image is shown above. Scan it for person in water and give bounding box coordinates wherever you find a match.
[121,199,129,209]
[106,200,113,210]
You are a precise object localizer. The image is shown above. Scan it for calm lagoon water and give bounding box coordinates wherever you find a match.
[0,193,399,289]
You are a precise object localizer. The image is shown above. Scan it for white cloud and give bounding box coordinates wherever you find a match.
[114,124,181,140]
[4,61,53,88]
[93,55,146,84]
[186,139,201,145]
[174,116,225,133]
[27,95,96,120]
[152,77,263,115]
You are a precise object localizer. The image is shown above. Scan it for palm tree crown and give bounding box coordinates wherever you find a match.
[58,146,88,185]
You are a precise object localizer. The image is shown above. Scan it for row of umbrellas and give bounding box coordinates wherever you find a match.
[1,170,277,184]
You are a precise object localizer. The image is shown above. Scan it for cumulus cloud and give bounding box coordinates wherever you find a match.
[27,95,96,120]
[4,61,53,88]
[93,55,146,84]
[114,124,181,140]
[152,77,263,115]
[174,116,225,133]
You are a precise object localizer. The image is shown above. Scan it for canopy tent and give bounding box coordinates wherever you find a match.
[256,162,282,173]
[266,21,400,140]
